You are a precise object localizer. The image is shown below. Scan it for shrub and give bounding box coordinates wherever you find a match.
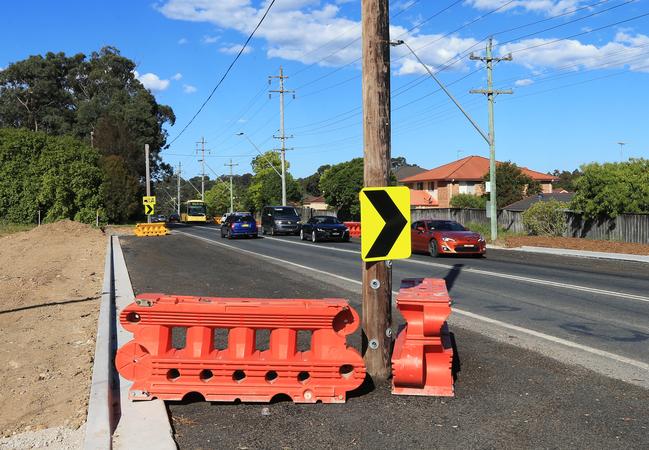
[450,193,486,209]
[522,200,568,236]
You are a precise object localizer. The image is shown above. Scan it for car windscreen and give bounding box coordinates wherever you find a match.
[232,215,255,223]
[315,217,341,224]
[273,207,299,218]
[429,221,466,231]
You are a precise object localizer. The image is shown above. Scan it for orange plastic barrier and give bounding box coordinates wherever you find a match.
[115,294,365,403]
[391,278,454,396]
[344,221,361,238]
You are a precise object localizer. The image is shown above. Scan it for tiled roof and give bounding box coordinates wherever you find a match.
[505,192,575,211]
[393,164,428,181]
[410,189,438,207]
[400,155,556,183]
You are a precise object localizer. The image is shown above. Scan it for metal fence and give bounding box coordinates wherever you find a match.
[410,208,649,244]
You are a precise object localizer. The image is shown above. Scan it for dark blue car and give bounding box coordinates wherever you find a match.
[220,213,258,239]
[300,216,349,242]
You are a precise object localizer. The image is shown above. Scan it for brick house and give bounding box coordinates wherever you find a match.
[400,155,556,208]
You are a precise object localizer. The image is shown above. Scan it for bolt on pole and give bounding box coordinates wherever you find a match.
[361,0,392,381]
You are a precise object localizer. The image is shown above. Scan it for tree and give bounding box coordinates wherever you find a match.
[570,159,649,218]
[246,151,300,212]
[204,181,243,216]
[550,169,581,192]
[522,200,568,236]
[319,158,364,220]
[100,155,140,223]
[0,47,175,179]
[297,164,331,197]
[483,161,541,208]
[450,193,486,209]
[0,128,103,224]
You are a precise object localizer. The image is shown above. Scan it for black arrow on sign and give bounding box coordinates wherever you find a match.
[145,204,154,215]
[364,190,407,259]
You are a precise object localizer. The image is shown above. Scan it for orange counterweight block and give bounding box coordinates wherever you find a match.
[391,278,454,397]
[115,294,366,403]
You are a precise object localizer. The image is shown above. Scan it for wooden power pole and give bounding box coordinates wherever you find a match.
[361,0,392,380]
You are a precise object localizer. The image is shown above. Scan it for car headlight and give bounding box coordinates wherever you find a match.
[478,235,486,242]
[316,227,326,232]
[297,220,302,224]
[441,237,456,242]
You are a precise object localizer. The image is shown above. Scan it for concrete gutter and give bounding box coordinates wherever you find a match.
[84,235,176,450]
[488,244,649,264]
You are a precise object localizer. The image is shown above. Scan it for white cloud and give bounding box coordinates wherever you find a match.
[202,35,219,44]
[178,37,188,44]
[172,72,183,80]
[156,1,649,77]
[499,32,649,73]
[219,44,253,55]
[183,84,197,93]
[134,71,171,92]
[465,0,584,16]
[515,78,534,86]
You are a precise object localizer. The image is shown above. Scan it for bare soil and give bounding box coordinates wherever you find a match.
[0,220,106,437]
[503,235,649,255]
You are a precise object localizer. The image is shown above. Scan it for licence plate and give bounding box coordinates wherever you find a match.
[242,224,249,228]
[463,244,474,247]
[332,232,340,236]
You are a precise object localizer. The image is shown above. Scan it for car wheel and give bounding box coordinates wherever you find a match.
[429,239,439,258]
[227,230,232,239]
[311,231,317,243]
[342,234,350,242]
[261,226,266,235]
[220,228,225,238]
[269,226,275,236]
[300,229,306,240]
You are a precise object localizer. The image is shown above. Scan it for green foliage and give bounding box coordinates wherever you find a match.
[204,182,244,216]
[0,128,103,224]
[522,200,568,236]
[100,155,140,223]
[297,164,330,197]
[484,161,541,207]
[319,158,364,220]
[570,159,649,218]
[246,151,300,212]
[463,221,522,242]
[550,169,581,192]
[0,47,175,179]
[450,193,487,209]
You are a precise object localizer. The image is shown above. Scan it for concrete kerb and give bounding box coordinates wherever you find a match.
[83,236,175,450]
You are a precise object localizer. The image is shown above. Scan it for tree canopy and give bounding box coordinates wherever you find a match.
[483,162,541,208]
[245,151,300,212]
[319,158,364,220]
[570,159,649,218]
[0,128,103,223]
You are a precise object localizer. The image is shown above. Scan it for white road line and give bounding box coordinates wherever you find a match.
[258,235,649,303]
[175,230,649,373]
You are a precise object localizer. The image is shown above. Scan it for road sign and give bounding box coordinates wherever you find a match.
[142,196,156,205]
[144,204,155,216]
[360,187,411,262]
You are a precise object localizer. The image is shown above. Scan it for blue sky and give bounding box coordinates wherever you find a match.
[1,0,648,179]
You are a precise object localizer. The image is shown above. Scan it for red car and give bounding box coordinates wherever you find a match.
[411,219,486,257]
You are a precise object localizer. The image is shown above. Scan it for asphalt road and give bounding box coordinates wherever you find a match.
[120,230,649,449]
[172,225,649,370]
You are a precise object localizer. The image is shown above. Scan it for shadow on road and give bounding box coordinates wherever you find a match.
[444,263,464,292]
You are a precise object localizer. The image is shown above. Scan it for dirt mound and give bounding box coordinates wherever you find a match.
[0,220,106,437]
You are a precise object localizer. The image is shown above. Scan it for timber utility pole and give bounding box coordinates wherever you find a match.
[224,159,239,213]
[269,67,294,206]
[361,0,392,380]
[145,144,151,223]
[196,137,208,200]
[176,161,182,215]
[470,37,512,242]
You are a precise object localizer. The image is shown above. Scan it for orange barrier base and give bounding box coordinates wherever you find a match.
[115,294,366,403]
[391,278,454,397]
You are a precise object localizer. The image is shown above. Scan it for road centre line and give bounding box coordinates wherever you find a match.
[175,230,649,373]
[258,235,649,303]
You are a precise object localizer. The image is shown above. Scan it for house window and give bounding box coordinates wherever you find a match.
[416,182,424,190]
[459,181,477,194]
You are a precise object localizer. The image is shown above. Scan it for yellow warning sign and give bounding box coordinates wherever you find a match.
[144,204,155,216]
[360,186,411,262]
[142,196,156,205]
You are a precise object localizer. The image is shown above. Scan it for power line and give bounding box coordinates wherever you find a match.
[165,0,277,147]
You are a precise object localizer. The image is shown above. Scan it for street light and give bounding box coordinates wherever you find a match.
[617,141,626,161]
[236,132,285,203]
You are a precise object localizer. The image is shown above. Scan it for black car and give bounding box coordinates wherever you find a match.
[300,216,349,242]
[168,213,180,223]
[261,206,301,235]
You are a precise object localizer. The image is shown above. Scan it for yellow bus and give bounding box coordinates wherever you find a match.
[181,200,208,224]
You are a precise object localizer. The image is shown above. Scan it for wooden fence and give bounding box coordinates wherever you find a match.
[410,208,649,244]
